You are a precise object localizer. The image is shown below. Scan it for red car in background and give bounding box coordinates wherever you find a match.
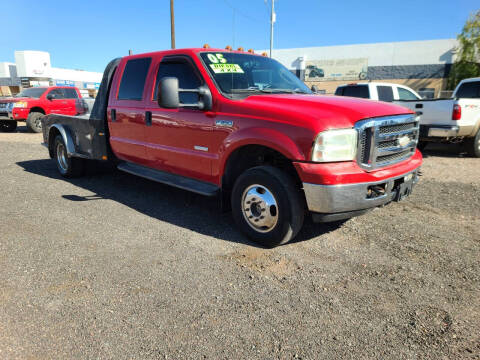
[0,86,82,133]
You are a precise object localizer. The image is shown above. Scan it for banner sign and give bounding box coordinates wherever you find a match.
[305,58,368,82]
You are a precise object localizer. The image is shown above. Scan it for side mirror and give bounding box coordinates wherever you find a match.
[46,93,54,101]
[311,85,319,93]
[157,77,213,111]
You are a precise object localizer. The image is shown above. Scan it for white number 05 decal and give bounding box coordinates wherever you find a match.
[207,53,227,64]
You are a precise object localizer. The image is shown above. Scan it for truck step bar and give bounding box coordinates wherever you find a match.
[117,162,220,197]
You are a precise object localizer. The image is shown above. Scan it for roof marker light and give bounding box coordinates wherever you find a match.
[225,45,232,51]
[203,44,210,49]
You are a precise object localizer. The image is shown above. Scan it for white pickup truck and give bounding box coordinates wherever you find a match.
[335,79,480,157]
[335,82,422,102]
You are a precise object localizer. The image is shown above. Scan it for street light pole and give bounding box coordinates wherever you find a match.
[269,0,275,57]
[170,0,176,49]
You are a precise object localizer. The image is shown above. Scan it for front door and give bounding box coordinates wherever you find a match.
[46,88,68,114]
[145,56,215,183]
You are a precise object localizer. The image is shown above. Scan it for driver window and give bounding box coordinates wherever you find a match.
[155,60,202,104]
[48,89,64,99]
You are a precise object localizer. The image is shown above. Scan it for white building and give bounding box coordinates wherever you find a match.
[259,39,459,97]
[0,50,103,96]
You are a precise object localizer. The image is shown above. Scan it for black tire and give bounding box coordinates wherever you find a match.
[0,120,17,133]
[465,129,480,158]
[417,141,428,152]
[53,135,85,177]
[26,112,44,133]
[231,166,305,247]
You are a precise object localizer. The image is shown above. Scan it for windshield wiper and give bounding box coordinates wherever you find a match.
[230,88,309,94]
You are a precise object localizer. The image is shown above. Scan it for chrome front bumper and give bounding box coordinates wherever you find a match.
[303,169,420,214]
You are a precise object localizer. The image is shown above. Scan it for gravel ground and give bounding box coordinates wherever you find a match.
[0,127,479,359]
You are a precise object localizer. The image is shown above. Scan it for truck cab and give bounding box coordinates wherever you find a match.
[0,86,82,133]
[42,48,422,247]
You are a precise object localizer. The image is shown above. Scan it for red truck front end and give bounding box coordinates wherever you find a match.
[295,114,422,222]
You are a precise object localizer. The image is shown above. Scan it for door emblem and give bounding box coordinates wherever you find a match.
[194,145,209,152]
[215,120,233,127]
[397,135,410,147]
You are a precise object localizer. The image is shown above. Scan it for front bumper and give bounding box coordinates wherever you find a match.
[0,110,13,120]
[303,168,420,214]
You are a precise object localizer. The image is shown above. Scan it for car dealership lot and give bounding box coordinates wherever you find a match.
[0,128,479,359]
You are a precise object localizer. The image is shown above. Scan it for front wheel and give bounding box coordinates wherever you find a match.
[26,112,44,133]
[53,135,85,177]
[0,120,17,133]
[231,166,305,247]
[465,129,480,158]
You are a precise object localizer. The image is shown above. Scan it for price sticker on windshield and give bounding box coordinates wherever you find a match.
[209,63,244,74]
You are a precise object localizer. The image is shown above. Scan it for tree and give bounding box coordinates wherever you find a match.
[448,10,480,89]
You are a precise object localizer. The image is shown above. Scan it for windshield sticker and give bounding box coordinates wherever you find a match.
[209,63,244,74]
[206,53,227,64]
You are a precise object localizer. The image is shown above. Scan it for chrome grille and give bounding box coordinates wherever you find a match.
[355,114,419,171]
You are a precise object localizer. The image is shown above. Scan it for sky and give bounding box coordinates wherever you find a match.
[1,0,478,73]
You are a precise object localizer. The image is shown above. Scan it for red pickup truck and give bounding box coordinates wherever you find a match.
[41,48,422,247]
[0,86,82,133]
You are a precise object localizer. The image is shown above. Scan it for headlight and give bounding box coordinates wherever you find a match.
[311,128,358,162]
[14,101,27,108]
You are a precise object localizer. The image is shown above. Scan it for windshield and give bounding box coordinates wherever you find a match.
[15,88,47,98]
[200,52,311,97]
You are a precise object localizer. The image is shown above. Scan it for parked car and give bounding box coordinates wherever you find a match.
[335,82,422,102]
[0,86,83,133]
[306,65,325,78]
[41,48,422,247]
[393,78,480,156]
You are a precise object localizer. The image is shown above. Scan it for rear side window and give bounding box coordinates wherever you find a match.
[334,87,344,96]
[456,81,480,98]
[63,88,78,99]
[398,87,419,100]
[118,57,152,100]
[377,86,394,102]
[154,60,202,104]
[341,85,369,99]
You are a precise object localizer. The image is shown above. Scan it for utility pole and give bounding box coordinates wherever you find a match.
[269,0,275,57]
[170,0,176,49]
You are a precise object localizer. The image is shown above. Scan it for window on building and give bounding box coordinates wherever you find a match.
[118,57,152,100]
[62,88,79,99]
[398,87,419,100]
[154,58,202,104]
[455,81,480,98]
[340,85,369,98]
[377,86,394,102]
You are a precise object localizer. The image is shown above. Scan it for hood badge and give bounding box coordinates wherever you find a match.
[215,120,233,127]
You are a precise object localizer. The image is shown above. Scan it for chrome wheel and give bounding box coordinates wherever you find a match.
[56,142,68,172]
[241,184,278,233]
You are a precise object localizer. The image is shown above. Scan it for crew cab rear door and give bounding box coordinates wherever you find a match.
[144,55,215,183]
[107,57,152,164]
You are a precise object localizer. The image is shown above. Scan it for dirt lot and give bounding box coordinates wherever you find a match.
[0,127,479,359]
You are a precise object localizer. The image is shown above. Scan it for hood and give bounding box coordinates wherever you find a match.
[0,97,17,104]
[0,97,31,103]
[237,94,414,130]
